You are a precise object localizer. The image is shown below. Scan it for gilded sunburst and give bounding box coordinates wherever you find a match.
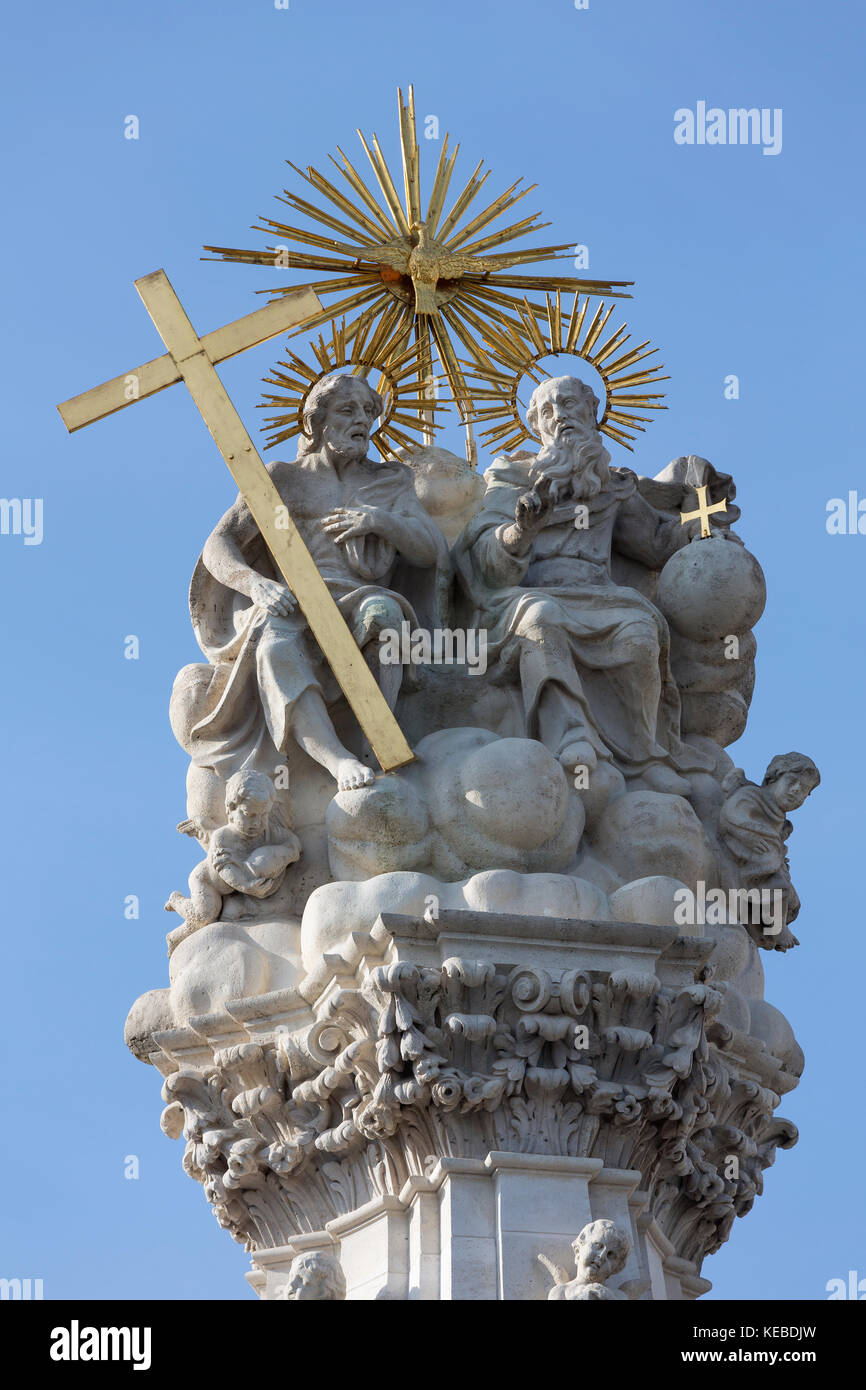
[204,87,631,445]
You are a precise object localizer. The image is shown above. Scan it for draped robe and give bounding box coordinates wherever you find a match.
[455,453,712,774]
[183,449,445,780]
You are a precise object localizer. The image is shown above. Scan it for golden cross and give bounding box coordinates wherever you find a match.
[680,484,728,538]
[57,269,415,773]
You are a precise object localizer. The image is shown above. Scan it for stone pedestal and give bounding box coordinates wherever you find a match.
[144,909,798,1300]
[246,1155,710,1300]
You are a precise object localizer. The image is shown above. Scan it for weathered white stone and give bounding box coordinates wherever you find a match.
[141,907,797,1297]
[124,988,173,1063]
[656,535,766,641]
[274,1250,346,1300]
[325,728,583,882]
[168,920,303,1024]
[300,869,610,971]
[608,874,693,928]
[400,444,485,546]
[591,791,715,887]
[539,1216,635,1300]
[129,369,818,1300]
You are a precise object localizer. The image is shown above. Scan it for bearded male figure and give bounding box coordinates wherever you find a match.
[181,373,443,796]
[455,375,730,790]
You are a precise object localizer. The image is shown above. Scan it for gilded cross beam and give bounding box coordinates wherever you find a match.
[57,270,415,772]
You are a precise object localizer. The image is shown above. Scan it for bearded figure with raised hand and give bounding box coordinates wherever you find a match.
[455,374,733,794]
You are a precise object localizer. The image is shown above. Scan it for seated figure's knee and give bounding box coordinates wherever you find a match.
[353,595,404,647]
[514,596,562,642]
[618,618,661,668]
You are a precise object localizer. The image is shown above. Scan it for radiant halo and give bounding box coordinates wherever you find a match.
[258,312,446,458]
[463,291,669,453]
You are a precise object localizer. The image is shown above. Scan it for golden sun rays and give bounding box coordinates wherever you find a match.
[461,291,669,453]
[204,86,638,452]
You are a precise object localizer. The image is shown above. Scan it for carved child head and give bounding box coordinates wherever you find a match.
[762,753,820,812]
[572,1218,631,1286]
[224,769,275,839]
[278,1250,346,1301]
[301,373,383,464]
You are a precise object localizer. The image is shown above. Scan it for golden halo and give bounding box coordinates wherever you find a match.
[258,307,446,458]
[463,291,669,453]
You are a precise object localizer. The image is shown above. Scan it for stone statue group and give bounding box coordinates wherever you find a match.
[162,369,818,1046]
[124,365,822,1300]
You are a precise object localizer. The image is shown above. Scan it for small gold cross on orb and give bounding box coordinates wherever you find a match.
[680,485,728,538]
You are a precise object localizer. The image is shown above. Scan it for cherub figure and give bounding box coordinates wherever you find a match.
[539,1218,642,1301]
[165,769,300,952]
[274,1250,346,1301]
[719,751,820,951]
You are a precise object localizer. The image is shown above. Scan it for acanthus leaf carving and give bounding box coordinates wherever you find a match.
[154,949,796,1265]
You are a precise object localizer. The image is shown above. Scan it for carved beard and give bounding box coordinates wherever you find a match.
[297,426,371,464]
[325,438,369,467]
[529,430,611,502]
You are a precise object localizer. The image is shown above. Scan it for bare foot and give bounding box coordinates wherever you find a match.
[630,764,691,796]
[164,892,184,915]
[336,757,375,792]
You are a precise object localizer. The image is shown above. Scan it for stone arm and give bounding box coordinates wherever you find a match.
[208,831,250,891]
[463,477,554,592]
[473,518,534,588]
[614,453,739,568]
[213,859,258,894]
[202,486,277,603]
[202,464,302,618]
[358,497,441,568]
[213,839,298,897]
[537,1251,570,1288]
[612,488,697,570]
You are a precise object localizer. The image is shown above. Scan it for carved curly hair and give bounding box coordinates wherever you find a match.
[762,753,820,791]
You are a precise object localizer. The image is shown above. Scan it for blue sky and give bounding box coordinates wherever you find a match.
[2,0,863,1300]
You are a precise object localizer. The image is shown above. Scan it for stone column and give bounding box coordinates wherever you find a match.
[143,908,798,1300]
